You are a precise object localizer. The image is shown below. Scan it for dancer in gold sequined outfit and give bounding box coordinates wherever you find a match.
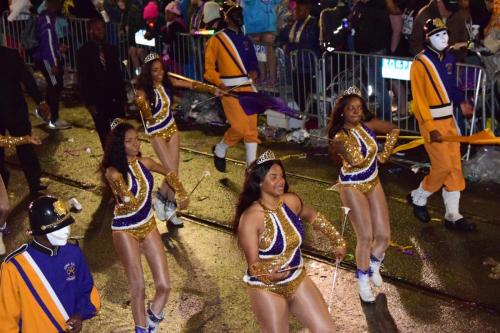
[0,134,42,255]
[233,150,346,332]
[327,88,399,303]
[101,122,174,333]
[135,53,217,228]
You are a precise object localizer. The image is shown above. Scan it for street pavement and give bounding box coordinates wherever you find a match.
[2,103,499,332]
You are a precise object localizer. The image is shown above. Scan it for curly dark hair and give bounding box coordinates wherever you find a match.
[232,159,289,234]
[327,94,373,140]
[101,122,138,183]
[135,58,173,106]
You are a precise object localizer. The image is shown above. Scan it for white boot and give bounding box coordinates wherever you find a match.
[165,200,184,228]
[146,304,164,333]
[369,254,384,287]
[244,142,258,167]
[356,269,375,303]
[411,182,433,206]
[153,191,167,221]
[442,188,463,222]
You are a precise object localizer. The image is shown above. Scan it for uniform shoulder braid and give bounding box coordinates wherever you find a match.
[4,244,28,263]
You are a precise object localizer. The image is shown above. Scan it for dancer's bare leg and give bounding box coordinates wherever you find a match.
[112,231,146,326]
[247,287,289,333]
[340,187,373,270]
[142,228,171,314]
[367,183,391,258]
[288,276,334,333]
[151,133,180,201]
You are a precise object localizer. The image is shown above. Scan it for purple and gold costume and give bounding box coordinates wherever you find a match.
[244,199,306,298]
[335,123,379,193]
[111,158,156,241]
[135,85,177,141]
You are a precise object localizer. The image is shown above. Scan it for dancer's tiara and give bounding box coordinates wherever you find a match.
[144,52,160,64]
[256,150,276,165]
[110,118,125,130]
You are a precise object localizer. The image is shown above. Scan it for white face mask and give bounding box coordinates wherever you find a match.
[46,226,71,246]
[429,30,449,51]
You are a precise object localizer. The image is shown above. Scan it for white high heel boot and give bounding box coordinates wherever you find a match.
[356,268,375,303]
[369,254,384,287]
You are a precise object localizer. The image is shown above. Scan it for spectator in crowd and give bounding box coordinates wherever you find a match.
[350,0,392,121]
[482,0,499,108]
[0,195,101,333]
[161,0,188,72]
[469,0,493,39]
[243,0,279,86]
[77,17,127,149]
[277,0,319,115]
[112,0,144,77]
[203,1,225,31]
[0,133,42,255]
[319,0,349,52]
[33,0,70,130]
[0,45,50,197]
[189,0,206,32]
[409,0,470,61]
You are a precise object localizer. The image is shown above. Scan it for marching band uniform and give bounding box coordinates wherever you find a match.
[205,5,260,171]
[245,197,345,298]
[0,196,100,333]
[408,18,475,231]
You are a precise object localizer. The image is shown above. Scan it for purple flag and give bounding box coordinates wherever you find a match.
[236,92,302,119]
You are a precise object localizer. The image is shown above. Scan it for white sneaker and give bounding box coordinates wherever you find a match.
[146,304,164,333]
[153,191,167,221]
[0,233,5,256]
[47,119,71,130]
[369,255,384,287]
[357,269,375,303]
[165,201,183,228]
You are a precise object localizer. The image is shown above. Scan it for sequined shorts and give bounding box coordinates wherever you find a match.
[150,122,178,142]
[246,269,306,299]
[113,216,157,242]
[339,176,380,194]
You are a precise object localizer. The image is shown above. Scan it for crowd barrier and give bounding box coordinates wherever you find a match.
[1,11,496,135]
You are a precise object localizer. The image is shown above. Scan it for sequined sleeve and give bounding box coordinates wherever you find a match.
[248,257,286,285]
[309,212,346,249]
[333,131,364,166]
[134,96,154,123]
[192,81,217,95]
[377,129,400,164]
[0,135,31,148]
[164,171,189,206]
[109,174,137,206]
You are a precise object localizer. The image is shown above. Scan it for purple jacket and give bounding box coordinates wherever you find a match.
[32,11,60,66]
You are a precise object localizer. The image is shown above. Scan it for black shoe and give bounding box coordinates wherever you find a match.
[406,193,430,223]
[212,145,226,172]
[444,218,476,231]
[29,183,48,197]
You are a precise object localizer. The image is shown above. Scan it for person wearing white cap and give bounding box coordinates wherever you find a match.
[203,1,225,31]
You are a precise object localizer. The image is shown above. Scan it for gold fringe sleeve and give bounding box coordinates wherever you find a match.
[377,129,400,164]
[309,212,346,249]
[109,174,137,206]
[164,171,188,206]
[0,135,31,148]
[192,81,217,95]
[333,131,364,166]
[248,258,286,285]
[134,96,154,123]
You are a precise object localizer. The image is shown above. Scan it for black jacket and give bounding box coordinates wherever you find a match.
[0,46,43,115]
[76,41,127,107]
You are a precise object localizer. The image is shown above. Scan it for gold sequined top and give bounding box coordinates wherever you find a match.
[0,135,31,148]
[333,123,379,193]
[244,199,305,287]
[110,158,155,230]
[134,85,177,140]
